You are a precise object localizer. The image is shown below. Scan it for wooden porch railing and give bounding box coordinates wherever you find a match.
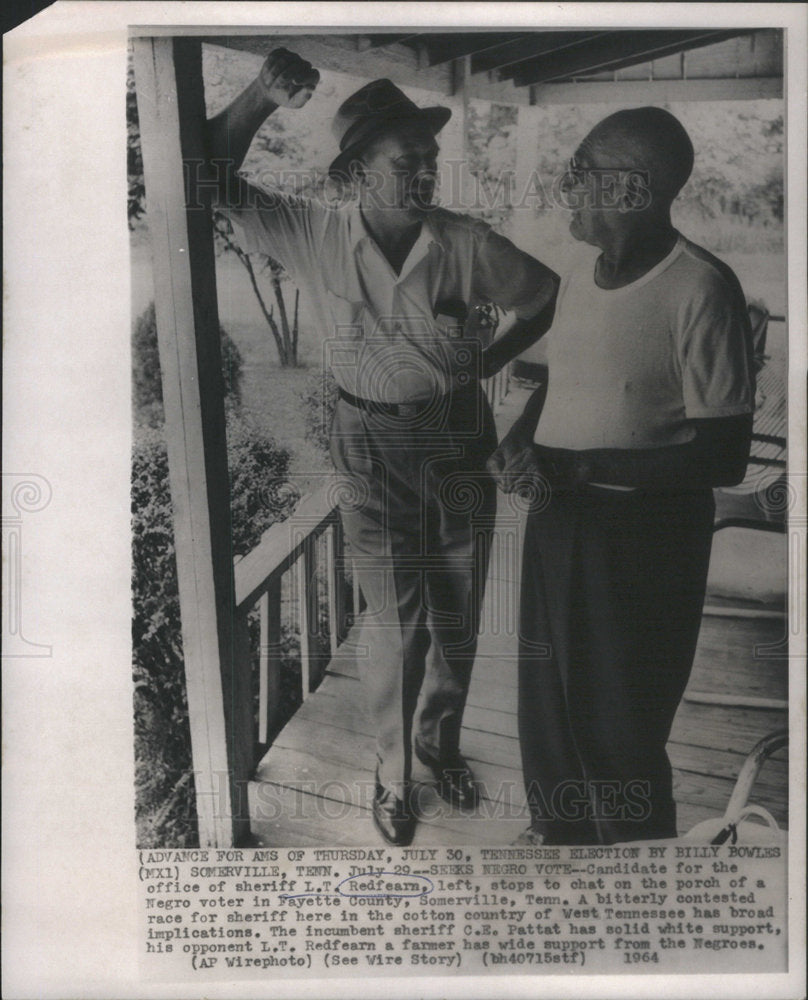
[484,365,510,410]
[232,370,512,763]
[233,484,356,749]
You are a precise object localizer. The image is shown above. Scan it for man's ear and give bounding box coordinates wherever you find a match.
[348,157,366,185]
[620,168,652,213]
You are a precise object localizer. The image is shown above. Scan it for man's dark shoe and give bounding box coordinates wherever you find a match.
[372,776,416,846]
[512,825,546,846]
[414,742,480,811]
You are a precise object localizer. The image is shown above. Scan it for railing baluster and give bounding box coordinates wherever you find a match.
[295,533,320,698]
[334,518,348,644]
[232,483,370,756]
[296,544,311,700]
[326,521,342,654]
[258,577,282,744]
[304,534,319,685]
[258,592,269,744]
[351,557,361,628]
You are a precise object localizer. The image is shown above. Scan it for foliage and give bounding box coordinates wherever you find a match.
[132,414,300,847]
[302,365,339,457]
[127,42,305,366]
[127,47,145,228]
[132,302,243,426]
[522,101,784,239]
[213,215,302,368]
[225,412,300,556]
[132,301,301,847]
[464,102,519,229]
[132,427,195,846]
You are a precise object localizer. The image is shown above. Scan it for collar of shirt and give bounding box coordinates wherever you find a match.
[347,203,446,283]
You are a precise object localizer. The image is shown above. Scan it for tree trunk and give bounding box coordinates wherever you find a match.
[213,217,291,366]
[269,264,296,366]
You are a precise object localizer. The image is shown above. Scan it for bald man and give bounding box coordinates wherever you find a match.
[488,108,754,845]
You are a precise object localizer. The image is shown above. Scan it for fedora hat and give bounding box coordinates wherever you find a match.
[328,79,451,179]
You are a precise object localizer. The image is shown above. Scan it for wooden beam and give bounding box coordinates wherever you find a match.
[509,29,746,86]
[423,32,530,67]
[471,31,610,75]
[198,33,452,94]
[531,76,783,104]
[361,33,424,49]
[233,486,337,611]
[443,56,473,212]
[133,36,253,847]
[512,105,542,253]
[198,33,533,106]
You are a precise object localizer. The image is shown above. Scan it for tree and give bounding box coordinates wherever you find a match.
[213,214,301,368]
[128,40,306,367]
[131,299,301,847]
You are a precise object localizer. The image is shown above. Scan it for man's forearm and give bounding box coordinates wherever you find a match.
[565,442,714,489]
[509,383,549,442]
[481,303,553,378]
[481,295,557,379]
[206,78,278,170]
[544,434,750,490]
[203,79,279,204]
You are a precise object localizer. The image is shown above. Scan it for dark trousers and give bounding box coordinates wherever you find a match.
[518,485,715,844]
[330,385,497,795]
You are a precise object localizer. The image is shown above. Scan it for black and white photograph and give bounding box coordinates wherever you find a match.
[130,26,789,849]
[3,3,806,997]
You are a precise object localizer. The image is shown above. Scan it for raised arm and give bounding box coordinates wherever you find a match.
[204,48,319,201]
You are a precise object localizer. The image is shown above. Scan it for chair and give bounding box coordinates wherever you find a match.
[686,304,788,712]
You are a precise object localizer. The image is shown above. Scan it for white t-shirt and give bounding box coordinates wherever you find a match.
[534,234,754,451]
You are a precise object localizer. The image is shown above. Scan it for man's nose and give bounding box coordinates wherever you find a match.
[559,170,586,209]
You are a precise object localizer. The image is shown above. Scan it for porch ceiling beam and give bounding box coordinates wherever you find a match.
[199,33,452,93]
[360,32,425,48]
[531,75,783,104]
[422,32,534,66]
[509,29,748,86]
[470,30,610,75]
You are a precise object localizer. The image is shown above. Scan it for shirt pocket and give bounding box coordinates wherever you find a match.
[326,289,366,340]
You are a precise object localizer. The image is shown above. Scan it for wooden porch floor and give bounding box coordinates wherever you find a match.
[248,387,789,848]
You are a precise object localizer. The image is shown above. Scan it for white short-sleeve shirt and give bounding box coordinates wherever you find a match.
[534,234,754,451]
[224,187,552,403]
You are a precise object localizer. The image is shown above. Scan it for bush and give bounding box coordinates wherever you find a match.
[132,301,300,847]
[302,365,338,457]
[132,302,243,425]
[132,426,195,846]
[132,416,300,847]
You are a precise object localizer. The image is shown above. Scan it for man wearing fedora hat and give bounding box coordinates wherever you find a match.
[206,48,559,845]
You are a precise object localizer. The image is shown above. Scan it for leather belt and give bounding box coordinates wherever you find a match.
[337,385,474,418]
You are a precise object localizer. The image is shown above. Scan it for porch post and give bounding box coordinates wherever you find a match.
[512,103,543,253]
[133,36,253,846]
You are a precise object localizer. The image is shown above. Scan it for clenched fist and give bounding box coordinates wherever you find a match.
[258,48,320,109]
